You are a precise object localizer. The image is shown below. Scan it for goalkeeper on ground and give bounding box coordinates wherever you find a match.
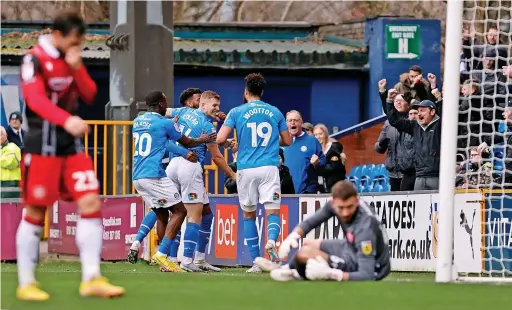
[255,180,390,282]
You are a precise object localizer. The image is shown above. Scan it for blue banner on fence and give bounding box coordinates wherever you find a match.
[203,196,300,267]
[484,193,512,274]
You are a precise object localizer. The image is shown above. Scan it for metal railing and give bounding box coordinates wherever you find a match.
[83,120,229,195]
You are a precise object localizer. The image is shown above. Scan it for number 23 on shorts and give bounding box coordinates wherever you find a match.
[64,153,99,197]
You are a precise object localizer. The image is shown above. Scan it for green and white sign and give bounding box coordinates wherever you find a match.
[385,24,421,60]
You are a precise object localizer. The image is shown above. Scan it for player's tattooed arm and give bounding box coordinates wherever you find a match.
[178,132,217,148]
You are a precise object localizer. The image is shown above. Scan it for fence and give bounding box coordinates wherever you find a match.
[83,120,232,195]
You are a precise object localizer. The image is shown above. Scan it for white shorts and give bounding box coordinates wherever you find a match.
[166,157,209,204]
[236,165,281,212]
[133,177,181,209]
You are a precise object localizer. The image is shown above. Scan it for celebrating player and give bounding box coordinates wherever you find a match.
[132,90,216,272]
[16,11,124,300]
[128,88,203,264]
[256,180,391,282]
[166,90,236,272]
[216,73,292,273]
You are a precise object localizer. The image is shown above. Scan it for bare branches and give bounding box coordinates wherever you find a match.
[206,1,225,22]
[280,1,294,22]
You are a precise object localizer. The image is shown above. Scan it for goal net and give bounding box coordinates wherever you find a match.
[438,0,512,283]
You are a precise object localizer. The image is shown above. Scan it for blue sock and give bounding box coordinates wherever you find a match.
[196,213,213,254]
[168,231,181,258]
[158,237,172,256]
[183,222,200,261]
[135,211,157,243]
[244,218,260,262]
[267,214,281,243]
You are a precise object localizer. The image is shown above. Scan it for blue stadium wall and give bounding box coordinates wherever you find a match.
[1,66,365,132]
[1,65,366,194]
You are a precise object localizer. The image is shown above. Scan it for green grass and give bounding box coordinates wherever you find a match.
[1,262,511,310]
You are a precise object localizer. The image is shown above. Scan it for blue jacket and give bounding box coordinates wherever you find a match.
[283,133,326,193]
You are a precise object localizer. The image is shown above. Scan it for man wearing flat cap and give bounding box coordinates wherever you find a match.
[6,111,26,150]
[383,97,442,190]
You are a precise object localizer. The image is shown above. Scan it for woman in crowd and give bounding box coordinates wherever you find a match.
[313,124,346,193]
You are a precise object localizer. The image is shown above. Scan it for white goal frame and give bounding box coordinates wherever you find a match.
[436,0,512,284]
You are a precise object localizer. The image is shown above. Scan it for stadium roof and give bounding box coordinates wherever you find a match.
[1,21,368,70]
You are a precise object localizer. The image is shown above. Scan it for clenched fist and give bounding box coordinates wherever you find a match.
[387,89,398,100]
[427,73,436,88]
[378,79,387,92]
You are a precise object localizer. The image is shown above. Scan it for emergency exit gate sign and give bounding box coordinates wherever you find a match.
[385,25,421,60]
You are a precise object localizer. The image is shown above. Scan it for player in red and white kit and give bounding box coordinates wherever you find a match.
[16,11,124,301]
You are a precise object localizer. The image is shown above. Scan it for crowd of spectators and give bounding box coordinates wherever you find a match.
[376,25,512,191]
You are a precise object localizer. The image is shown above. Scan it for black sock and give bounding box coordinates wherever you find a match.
[289,256,307,280]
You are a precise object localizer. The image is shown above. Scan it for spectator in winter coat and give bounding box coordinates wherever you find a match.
[313,123,346,193]
[383,94,443,190]
[479,99,512,187]
[377,80,416,191]
[456,147,493,189]
[6,112,26,151]
[393,65,431,101]
[462,25,509,75]
[457,81,494,153]
[471,49,508,99]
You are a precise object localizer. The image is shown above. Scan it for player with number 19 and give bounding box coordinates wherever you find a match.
[131,90,215,272]
[216,73,292,273]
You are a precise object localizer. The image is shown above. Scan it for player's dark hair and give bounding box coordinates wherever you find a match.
[179,88,202,106]
[331,180,358,200]
[145,90,166,107]
[52,11,87,37]
[409,65,422,74]
[245,73,266,97]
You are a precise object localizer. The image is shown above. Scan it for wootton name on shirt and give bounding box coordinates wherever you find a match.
[243,107,275,120]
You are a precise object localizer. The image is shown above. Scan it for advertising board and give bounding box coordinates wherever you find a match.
[299,192,483,273]
[167,196,299,267]
[48,197,144,260]
[0,202,24,260]
[484,193,512,274]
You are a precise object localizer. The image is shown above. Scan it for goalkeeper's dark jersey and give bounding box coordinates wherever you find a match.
[298,199,390,281]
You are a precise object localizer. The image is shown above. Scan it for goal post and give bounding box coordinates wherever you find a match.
[437,0,512,283]
[436,0,464,283]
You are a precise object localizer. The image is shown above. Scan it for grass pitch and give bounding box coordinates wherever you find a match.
[1,262,510,310]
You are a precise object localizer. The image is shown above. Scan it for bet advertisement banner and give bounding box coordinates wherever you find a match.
[167,196,300,267]
[0,202,24,260]
[299,192,483,273]
[48,197,145,260]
